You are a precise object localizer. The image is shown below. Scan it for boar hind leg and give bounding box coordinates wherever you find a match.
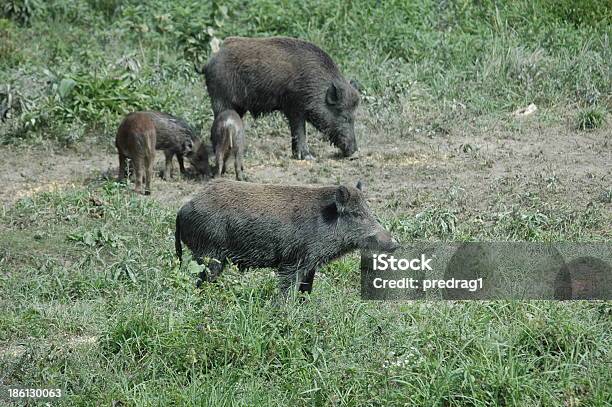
[214,150,224,178]
[162,151,174,180]
[234,149,245,181]
[288,112,314,161]
[196,256,225,287]
[222,155,229,175]
[207,258,225,281]
[133,158,144,194]
[117,151,127,181]
[144,155,154,195]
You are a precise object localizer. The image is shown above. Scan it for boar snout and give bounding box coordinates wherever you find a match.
[334,132,357,157]
[341,141,358,157]
[362,230,400,252]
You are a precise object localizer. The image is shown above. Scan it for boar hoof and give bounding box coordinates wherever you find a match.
[294,151,315,161]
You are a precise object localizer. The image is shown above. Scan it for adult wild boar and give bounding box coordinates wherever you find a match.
[175,180,399,294]
[203,36,360,160]
[116,111,211,194]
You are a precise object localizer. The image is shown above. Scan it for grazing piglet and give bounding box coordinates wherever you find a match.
[211,110,245,181]
[175,179,399,294]
[203,36,360,160]
[186,140,212,179]
[115,111,198,194]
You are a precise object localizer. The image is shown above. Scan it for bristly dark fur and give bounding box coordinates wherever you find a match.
[115,111,201,194]
[203,36,360,159]
[175,179,398,294]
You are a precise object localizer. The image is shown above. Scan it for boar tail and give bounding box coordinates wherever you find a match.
[226,127,234,150]
[175,213,183,263]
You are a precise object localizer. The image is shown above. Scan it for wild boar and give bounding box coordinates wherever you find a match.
[175,179,399,294]
[116,111,208,194]
[211,110,245,181]
[203,36,360,160]
[186,139,212,179]
[115,112,157,195]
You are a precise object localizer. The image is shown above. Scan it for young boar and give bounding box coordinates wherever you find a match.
[116,111,198,194]
[186,140,212,179]
[203,36,360,160]
[211,110,245,181]
[175,180,399,294]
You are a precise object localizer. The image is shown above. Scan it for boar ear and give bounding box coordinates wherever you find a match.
[326,82,341,106]
[356,180,364,191]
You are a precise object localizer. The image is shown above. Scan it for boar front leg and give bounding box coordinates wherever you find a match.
[288,111,314,161]
[277,262,316,296]
[277,263,299,295]
[298,268,317,294]
[177,153,187,175]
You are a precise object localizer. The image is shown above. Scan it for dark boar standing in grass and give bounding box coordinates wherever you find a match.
[211,110,245,181]
[175,179,399,293]
[115,111,204,194]
[203,36,360,160]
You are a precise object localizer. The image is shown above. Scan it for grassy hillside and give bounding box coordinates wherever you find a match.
[1,1,611,406]
[1,0,610,144]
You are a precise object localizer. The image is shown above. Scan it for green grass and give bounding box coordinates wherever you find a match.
[1,0,610,144]
[576,106,607,130]
[1,182,611,405]
[1,1,611,405]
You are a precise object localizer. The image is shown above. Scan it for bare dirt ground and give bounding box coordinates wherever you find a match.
[1,108,610,230]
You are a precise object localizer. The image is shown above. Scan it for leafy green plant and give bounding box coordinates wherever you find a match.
[0,19,23,67]
[48,70,151,124]
[576,107,606,130]
[67,228,125,248]
[2,0,43,24]
[599,189,612,204]
[87,0,121,20]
